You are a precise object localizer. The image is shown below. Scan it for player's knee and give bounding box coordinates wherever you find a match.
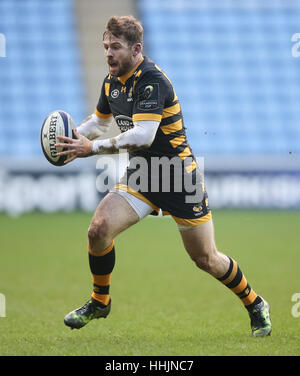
[192,254,213,272]
[88,217,109,243]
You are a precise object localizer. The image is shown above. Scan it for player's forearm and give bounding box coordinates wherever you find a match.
[91,120,160,154]
[77,113,113,140]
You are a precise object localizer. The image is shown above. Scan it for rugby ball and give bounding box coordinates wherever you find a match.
[40,110,75,166]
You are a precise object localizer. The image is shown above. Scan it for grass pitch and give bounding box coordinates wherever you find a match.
[0,210,299,356]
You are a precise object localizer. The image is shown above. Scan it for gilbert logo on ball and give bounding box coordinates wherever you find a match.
[40,110,75,166]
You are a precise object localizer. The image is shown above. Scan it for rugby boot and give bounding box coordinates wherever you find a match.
[248,297,272,337]
[64,298,111,329]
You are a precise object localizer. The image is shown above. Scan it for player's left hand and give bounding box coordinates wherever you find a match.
[55,128,93,164]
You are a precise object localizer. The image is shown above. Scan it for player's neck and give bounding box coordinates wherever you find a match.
[132,53,143,69]
[118,54,144,84]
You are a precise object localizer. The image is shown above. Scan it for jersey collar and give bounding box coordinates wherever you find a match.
[118,57,144,85]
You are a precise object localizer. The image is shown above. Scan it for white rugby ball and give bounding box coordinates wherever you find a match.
[40,110,75,166]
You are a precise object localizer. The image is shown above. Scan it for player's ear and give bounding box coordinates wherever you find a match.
[132,43,142,56]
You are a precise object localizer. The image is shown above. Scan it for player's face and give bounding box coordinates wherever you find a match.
[103,34,135,77]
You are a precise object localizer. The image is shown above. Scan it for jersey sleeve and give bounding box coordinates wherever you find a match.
[95,77,113,118]
[132,71,166,123]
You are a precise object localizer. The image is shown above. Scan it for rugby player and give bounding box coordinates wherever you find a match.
[56,16,271,337]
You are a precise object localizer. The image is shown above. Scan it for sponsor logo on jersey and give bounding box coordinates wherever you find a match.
[193,204,202,212]
[115,115,134,132]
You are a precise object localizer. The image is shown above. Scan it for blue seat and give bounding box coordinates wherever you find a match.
[138,0,300,155]
[0,0,87,156]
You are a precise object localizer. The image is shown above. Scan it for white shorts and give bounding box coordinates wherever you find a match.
[112,189,153,220]
[112,189,203,231]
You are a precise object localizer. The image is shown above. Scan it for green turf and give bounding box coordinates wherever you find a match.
[0,210,299,356]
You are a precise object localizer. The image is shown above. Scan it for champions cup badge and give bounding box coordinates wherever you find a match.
[143,85,154,99]
[138,83,159,110]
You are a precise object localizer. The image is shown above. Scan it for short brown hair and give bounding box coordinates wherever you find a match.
[103,16,143,46]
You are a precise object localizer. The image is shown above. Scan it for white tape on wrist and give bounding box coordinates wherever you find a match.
[91,120,160,154]
[77,113,113,140]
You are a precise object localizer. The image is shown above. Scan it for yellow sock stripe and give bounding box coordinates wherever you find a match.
[88,241,114,257]
[230,275,248,294]
[220,260,238,285]
[92,292,110,306]
[92,274,111,286]
[242,289,257,306]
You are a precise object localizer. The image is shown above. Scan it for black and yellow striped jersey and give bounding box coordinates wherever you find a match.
[96,56,196,173]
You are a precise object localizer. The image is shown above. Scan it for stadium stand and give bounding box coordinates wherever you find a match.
[74,0,135,139]
[138,0,300,156]
[0,0,299,213]
[0,0,299,160]
[0,0,87,156]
